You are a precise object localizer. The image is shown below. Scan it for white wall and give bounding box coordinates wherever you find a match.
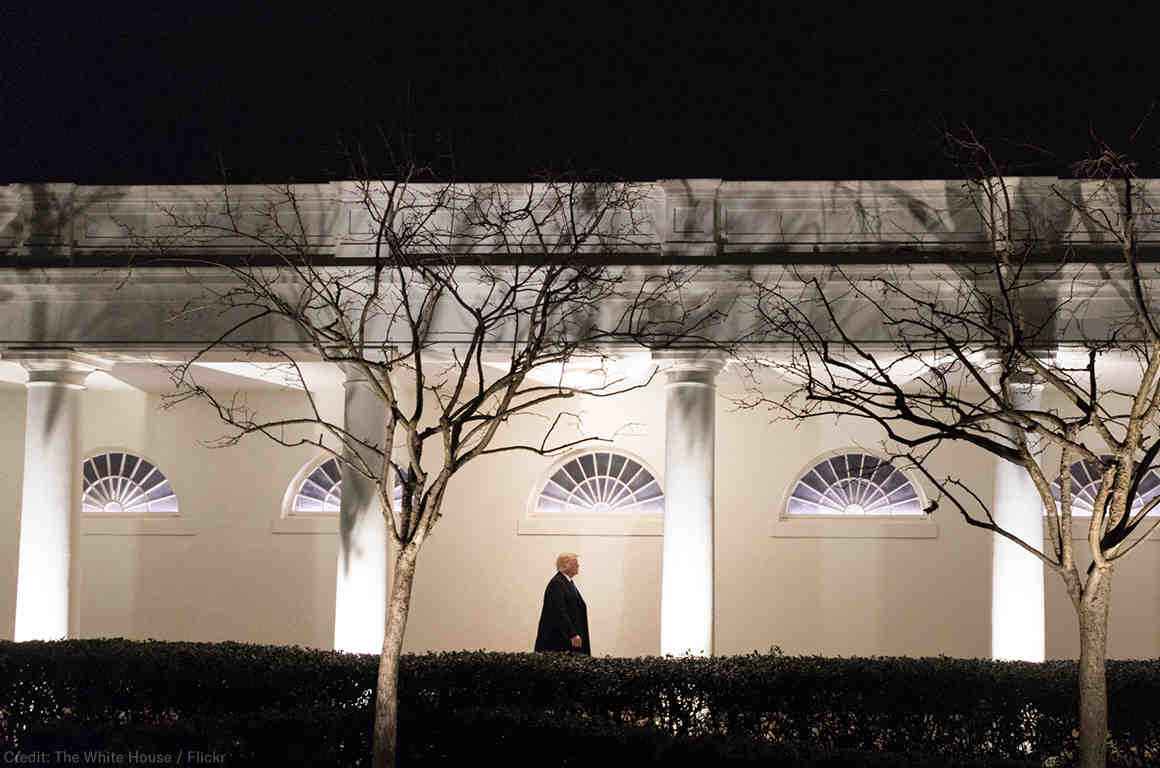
[1,374,1159,658]
[401,379,666,657]
[714,386,994,658]
[73,386,343,649]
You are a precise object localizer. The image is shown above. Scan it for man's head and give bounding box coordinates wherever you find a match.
[556,552,580,577]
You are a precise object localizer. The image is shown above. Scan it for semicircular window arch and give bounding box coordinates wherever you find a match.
[1050,456,1160,517]
[82,452,179,514]
[786,451,925,517]
[288,455,403,516]
[535,449,664,516]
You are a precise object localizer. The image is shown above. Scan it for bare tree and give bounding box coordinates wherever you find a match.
[134,161,720,767]
[734,129,1160,768]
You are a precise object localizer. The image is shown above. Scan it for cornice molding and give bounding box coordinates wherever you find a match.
[3,178,1158,262]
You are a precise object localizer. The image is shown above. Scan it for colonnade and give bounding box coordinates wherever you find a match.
[2,346,1049,662]
[330,349,728,656]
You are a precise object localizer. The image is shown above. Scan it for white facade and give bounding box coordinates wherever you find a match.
[1,178,1159,659]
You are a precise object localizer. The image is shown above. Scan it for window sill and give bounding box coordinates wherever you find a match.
[770,517,938,539]
[518,515,663,537]
[82,515,198,536]
[271,514,338,535]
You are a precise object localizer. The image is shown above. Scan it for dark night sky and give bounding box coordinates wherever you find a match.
[1,3,1155,184]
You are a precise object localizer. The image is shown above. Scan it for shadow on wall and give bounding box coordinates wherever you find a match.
[1,185,139,447]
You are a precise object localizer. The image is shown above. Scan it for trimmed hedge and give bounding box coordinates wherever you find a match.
[1,639,1158,766]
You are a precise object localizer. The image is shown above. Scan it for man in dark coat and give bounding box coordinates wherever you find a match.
[534,552,590,655]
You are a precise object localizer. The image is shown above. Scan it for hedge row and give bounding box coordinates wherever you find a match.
[16,707,1042,767]
[2,639,1159,766]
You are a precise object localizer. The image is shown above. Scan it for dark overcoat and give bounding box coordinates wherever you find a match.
[533,571,590,655]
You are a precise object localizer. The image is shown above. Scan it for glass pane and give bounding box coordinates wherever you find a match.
[634,481,661,501]
[608,454,626,479]
[595,452,611,477]
[541,481,570,502]
[563,461,585,485]
[295,496,325,513]
[893,499,922,516]
[94,454,109,478]
[121,455,139,482]
[607,482,633,507]
[300,479,329,501]
[620,462,643,488]
[814,461,837,486]
[578,454,596,479]
[786,498,810,516]
[886,483,916,500]
[801,471,828,494]
[146,481,174,501]
[792,483,825,504]
[880,471,906,493]
[148,495,179,513]
[1074,460,1096,486]
[573,479,598,506]
[552,469,576,492]
[628,470,653,492]
[829,457,848,480]
[133,460,156,485]
[308,468,333,491]
[537,499,564,515]
[869,462,893,486]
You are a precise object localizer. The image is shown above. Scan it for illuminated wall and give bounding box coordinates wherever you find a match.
[1,374,1159,659]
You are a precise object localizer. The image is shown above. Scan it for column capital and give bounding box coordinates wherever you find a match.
[985,368,1046,399]
[338,361,388,387]
[651,349,728,385]
[1,349,113,388]
[1005,370,1045,390]
[978,349,1050,393]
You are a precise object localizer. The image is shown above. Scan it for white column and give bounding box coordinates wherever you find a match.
[333,364,390,653]
[655,351,726,657]
[4,350,109,641]
[991,374,1046,661]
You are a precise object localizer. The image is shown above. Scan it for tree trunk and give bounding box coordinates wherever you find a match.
[1077,568,1112,768]
[372,542,419,768]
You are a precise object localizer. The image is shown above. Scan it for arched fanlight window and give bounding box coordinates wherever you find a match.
[1050,456,1160,517]
[535,450,663,515]
[786,451,924,517]
[82,452,179,514]
[289,456,403,515]
[292,456,344,513]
